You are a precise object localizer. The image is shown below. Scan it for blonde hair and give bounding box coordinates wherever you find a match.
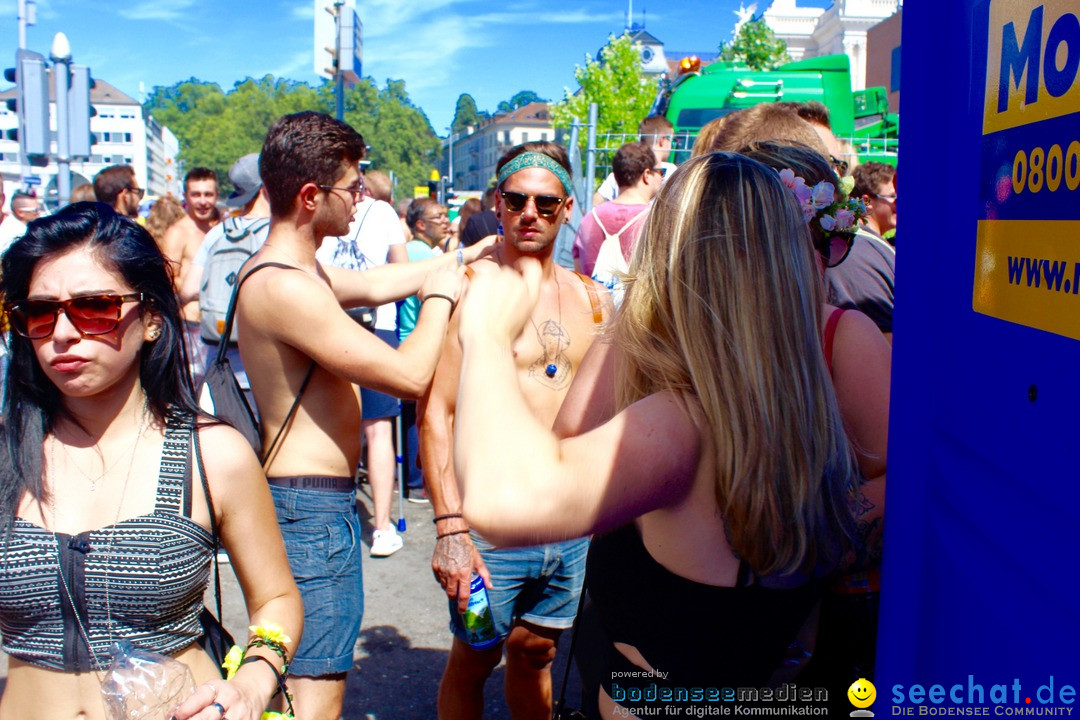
[144,194,186,245]
[615,152,855,576]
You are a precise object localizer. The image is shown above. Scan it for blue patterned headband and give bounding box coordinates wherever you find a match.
[496,152,573,196]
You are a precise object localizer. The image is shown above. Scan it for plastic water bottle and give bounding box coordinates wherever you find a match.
[460,574,499,649]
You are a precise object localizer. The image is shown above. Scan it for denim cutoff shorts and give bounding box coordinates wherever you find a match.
[271,485,363,676]
[448,531,589,644]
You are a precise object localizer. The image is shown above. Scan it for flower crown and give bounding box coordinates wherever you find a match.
[777,168,867,235]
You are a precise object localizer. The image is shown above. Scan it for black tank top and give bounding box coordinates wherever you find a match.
[586,523,822,691]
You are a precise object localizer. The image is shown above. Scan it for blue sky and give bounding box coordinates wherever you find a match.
[2,0,831,134]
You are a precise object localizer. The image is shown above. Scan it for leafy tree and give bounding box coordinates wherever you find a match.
[145,75,439,197]
[550,34,657,168]
[496,90,546,114]
[719,19,789,71]
[451,93,486,133]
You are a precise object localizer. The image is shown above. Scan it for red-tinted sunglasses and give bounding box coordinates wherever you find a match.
[7,293,144,339]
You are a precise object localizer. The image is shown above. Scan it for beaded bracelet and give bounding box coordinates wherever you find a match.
[436,528,471,540]
[432,513,463,524]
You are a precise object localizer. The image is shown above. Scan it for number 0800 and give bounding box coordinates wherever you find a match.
[1013,142,1080,195]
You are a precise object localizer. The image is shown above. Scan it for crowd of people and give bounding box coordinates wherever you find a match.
[0,99,895,720]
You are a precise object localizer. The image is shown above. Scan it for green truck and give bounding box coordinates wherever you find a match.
[652,53,898,165]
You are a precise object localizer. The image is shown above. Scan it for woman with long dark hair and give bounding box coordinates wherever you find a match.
[0,202,301,720]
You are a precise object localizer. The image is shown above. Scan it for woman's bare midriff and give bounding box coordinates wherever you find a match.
[0,644,219,720]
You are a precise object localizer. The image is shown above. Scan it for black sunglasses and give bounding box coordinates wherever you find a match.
[818,234,856,268]
[7,293,144,339]
[125,186,146,200]
[500,191,567,217]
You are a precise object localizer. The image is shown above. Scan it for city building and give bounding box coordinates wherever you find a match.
[762,0,901,91]
[866,7,901,113]
[442,102,563,192]
[0,73,180,206]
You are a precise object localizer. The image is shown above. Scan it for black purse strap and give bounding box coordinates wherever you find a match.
[553,577,588,719]
[192,421,224,622]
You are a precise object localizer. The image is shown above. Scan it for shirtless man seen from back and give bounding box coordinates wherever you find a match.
[236,111,492,720]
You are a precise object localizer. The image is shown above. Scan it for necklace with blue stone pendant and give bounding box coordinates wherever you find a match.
[529,271,564,380]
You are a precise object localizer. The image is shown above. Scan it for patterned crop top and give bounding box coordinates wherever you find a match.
[0,411,214,672]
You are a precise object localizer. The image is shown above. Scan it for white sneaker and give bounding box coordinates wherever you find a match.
[370,528,404,557]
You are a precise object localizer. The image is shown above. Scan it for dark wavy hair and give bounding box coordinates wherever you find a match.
[0,201,200,530]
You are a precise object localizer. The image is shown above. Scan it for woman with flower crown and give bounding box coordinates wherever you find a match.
[0,202,302,720]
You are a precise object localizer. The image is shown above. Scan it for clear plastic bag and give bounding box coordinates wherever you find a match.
[101,642,196,720]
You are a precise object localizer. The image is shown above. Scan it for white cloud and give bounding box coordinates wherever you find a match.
[290,2,314,20]
[268,50,312,79]
[119,0,196,21]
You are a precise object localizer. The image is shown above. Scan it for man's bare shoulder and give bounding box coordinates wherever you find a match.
[163,215,206,257]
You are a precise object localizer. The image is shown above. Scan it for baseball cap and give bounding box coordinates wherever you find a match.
[226,153,262,208]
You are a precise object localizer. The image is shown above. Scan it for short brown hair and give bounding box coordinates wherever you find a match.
[638,115,674,142]
[495,141,572,190]
[259,111,366,217]
[851,162,896,199]
[406,197,439,233]
[613,142,657,189]
[93,165,135,208]
[696,104,828,156]
[184,167,218,192]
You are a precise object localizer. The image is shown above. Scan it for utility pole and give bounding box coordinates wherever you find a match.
[51,33,72,207]
[17,0,37,183]
[333,1,344,121]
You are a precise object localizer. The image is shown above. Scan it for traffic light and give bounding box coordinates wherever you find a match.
[68,65,96,159]
[5,49,51,161]
[428,169,439,199]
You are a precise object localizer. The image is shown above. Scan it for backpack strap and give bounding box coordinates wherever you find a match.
[573,272,604,328]
[215,261,297,365]
[212,260,318,467]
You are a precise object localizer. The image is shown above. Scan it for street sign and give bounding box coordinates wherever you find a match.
[23,175,41,185]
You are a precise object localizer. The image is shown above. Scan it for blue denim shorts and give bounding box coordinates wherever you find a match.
[359,330,402,420]
[271,485,363,677]
[448,532,588,644]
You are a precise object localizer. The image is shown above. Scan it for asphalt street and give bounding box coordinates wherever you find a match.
[0,483,584,719]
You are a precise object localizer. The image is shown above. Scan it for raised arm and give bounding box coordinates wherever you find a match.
[552,336,619,439]
[245,264,463,398]
[418,297,491,614]
[322,237,493,308]
[454,261,701,547]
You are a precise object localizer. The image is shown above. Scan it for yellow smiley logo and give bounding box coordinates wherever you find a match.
[848,678,877,708]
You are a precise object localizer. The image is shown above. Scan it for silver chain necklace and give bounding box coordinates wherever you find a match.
[58,430,144,492]
[47,406,149,672]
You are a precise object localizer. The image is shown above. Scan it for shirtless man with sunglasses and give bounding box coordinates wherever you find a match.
[421,141,608,719]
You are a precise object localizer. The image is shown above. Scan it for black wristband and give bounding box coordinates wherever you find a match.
[422,293,456,315]
[432,513,464,524]
[240,654,288,695]
[436,528,471,540]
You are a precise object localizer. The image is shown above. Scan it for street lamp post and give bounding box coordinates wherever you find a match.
[51,32,72,207]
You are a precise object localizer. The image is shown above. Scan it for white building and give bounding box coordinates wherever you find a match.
[443,102,563,192]
[0,75,180,207]
[763,0,901,90]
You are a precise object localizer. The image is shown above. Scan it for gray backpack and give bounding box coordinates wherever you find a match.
[199,216,270,344]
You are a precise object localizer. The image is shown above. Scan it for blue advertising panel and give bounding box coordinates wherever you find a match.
[879,0,1080,712]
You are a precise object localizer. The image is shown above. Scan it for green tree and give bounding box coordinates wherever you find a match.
[550,33,656,163]
[145,75,439,198]
[719,19,790,71]
[496,90,546,114]
[451,93,486,133]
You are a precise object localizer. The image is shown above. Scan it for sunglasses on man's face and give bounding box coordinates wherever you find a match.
[500,191,567,217]
[7,293,144,339]
[819,234,855,268]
